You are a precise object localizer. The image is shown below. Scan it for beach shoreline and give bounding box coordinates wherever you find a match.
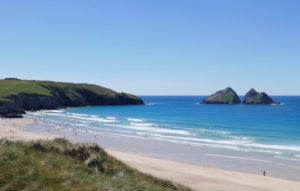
[1,117,300,191]
[24,114,300,182]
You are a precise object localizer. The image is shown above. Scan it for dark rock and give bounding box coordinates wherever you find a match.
[0,101,25,118]
[201,87,241,104]
[4,78,20,80]
[10,93,59,111]
[243,88,279,105]
[2,113,23,118]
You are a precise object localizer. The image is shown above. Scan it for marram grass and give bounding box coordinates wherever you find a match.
[0,138,191,191]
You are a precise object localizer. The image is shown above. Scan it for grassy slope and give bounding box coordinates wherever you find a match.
[0,80,116,99]
[0,139,191,191]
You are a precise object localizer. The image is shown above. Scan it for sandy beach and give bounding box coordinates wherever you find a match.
[0,118,52,141]
[108,149,300,191]
[1,118,300,191]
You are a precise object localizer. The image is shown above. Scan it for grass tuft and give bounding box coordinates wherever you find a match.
[0,138,191,191]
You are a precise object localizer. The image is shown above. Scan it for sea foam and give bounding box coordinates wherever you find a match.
[127,118,143,122]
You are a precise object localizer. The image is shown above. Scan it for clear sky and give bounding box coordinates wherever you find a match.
[0,0,299,95]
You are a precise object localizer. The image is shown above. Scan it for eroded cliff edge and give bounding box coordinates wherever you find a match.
[0,79,144,118]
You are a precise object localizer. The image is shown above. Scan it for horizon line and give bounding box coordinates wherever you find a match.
[136,95,300,96]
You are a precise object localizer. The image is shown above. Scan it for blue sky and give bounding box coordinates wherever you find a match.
[0,0,299,95]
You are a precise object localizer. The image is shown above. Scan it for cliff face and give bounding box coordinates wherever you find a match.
[0,101,25,118]
[243,88,279,105]
[0,80,144,118]
[201,87,241,104]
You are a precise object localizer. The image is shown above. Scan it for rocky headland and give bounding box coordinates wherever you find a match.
[0,79,144,118]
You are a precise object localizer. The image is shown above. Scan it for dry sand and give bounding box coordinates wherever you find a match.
[1,118,300,191]
[108,149,300,191]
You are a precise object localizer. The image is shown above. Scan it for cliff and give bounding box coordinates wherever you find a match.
[201,87,241,104]
[0,79,144,118]
[243,88,279,105]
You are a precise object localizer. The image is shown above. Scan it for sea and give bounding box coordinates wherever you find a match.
[25,96,300,180]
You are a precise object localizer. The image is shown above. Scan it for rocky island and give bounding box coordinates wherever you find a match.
[243,88,280,105]
[201,87,241,104]
[0,79,144,118]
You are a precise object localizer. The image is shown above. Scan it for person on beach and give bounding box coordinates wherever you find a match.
[263,170,266,176]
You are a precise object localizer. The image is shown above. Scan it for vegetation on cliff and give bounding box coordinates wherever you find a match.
[243,88,279,105]
[0,138,190,191]
[0,79,144,117]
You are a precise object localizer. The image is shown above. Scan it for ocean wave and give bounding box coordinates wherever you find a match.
[130,122,154,126]
[48,110,65,113]
[39,113,65,117]
[35,112,117,123]
[105,124,191,135]
[127,118,143,122]
[52,113,117,123]
[148,134,251,145]
[66,112,89,117]
[144,134,300,152]
[226,136,255,141]
[193,128,231,135]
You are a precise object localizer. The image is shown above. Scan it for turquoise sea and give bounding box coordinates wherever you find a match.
[26,96,300,159]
